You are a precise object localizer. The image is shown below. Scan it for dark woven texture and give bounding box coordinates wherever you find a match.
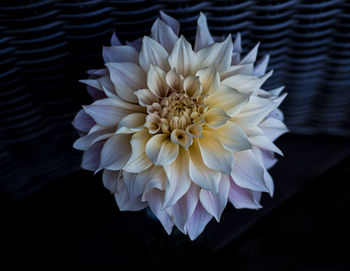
[0,0,349,201]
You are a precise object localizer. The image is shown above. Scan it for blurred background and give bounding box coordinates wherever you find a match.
[1,0,349,269]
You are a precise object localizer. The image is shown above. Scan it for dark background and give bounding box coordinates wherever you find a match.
[1,1,350,269]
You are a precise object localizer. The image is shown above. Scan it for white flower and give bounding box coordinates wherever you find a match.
[73,12,288,240]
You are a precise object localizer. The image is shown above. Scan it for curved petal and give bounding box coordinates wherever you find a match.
[115,113,146,134]
[196,66,220,95]
[160,11,180,36]
[260,149,277,169]
[168,36,198,77]
[188,139,221,194]
[239,42,259,65]
[249,135,283,156]
[199,174,230,221]
[254,54,270,76]
[166,69,184,92]
[151,18,179,53]
[259,117,289,141]
[102,169,121,193]
[145,134,179,166]
[72,109,95,133]
[198,130,234,175]
[194,12,214,51]
[204,108,230,128]
[99,134,132,170]
[146,189,174,234]
[162,148,191,209]
[213,121,251,152]
[73,127,114,151]
[185,201,212,241]
[102,45,138,63]
[167,184,199,233]
[230,150,268,192]
[147,65,169,98]
[135,88,159,107]
[206,85,250,117]
[183,75,202,98]
[114,179,147,211]
[123,129,153,173]
[81,141,104,171]
[196,35,233,71]
[228,176,262,209]
[139,36,169,72]
[110,32,121,46]
[106,62,146,103]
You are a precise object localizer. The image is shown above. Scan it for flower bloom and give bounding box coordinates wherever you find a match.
[73,12,288,240]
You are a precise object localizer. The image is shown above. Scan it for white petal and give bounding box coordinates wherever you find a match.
[232,96,275,126]
[230,150,268,192]
[259,117,288,141]
[167,184,199,233]
[146,189,174,234]
[232,32,242,54]
[139,36,169,72]
[163,148,191,209]
[198,130,234,175]
[215,121,251,152]
[252,147,275,196]
[165,69,184,92]
[197,35,233,71]
[160,11,180,36]
[254,54,270,76]
[222,70,273,94]
[135,88,159,107]
[145,134,179,166]
[151,18,178,53]
[114,179,147,211]
[102,169,120,193]
[268,108,284,121]
[116,113,146,134]
[73,127,114,151]
[196,66,220,95]
[188,140,221,194]
[206,85,250,117]
[147,65,169,98]
[228,176,262,209]
[204,108,230,128]
[261,149,277,169]
[183,75,202,98]
[123,171,145,199]
[249,135,283,156]
[200,174,230,221]
[123,129,153,173]
[106,62,146,103]
[185,201,212,240]
[102,45,138,63]
[168,36,197,77]
[99,134,132,170]
[239,42,260,64]
[220,64,254,80]
[194,12,214,51]
[142,166,167,196]
[81,142,104,171]
[269,86,285,97]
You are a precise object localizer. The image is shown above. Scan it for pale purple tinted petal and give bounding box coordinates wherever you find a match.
[102,169,120,193]
[185,201,212,241]
[115,179,147,211]
[102,46,139,64]
[146,189,174,234]
[126,37,143,51]
[72,109,95,133]
[159,11,180,36]
[110,31,122,46]
[195,12,214,51]
[254,54,270,76]
[87,85,107,101]
[81,141,104,172]
[239,42,260,65]
[228,176,262,209]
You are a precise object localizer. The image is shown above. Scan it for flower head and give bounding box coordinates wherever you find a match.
[73,12,288,240]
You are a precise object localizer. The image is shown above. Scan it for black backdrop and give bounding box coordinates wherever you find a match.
[1,1,350,269]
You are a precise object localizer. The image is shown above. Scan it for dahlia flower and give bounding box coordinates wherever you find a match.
[73,12,288,240]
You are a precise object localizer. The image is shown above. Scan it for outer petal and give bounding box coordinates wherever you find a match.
[123,129,153,173]
[102,169,120,193]
[206,85,250,117]
[194,12,214,51]
[72,109,95,133]
[249,135,283,156]
[196,67,220,95]
[102,45,138,63]
[254,54,270,76]
[228,176,262,209]
[185,201,212,241]
[81,141,104,171]
[146,189,174,234]
[221,70,272,94]
[188,139,221,194]
[196,35,233,71]
[168,36,198,77]
[151,18,178,53]
[261,149,277,169]
[114,179,147,211]
[106,62,146,103]
[214,121,252,152]
[160,11,180,36]
[199,174,230,221]
[163,148,191,208]
[259,117,289,141]
[230,150,269,192]
[239,42,259,65]
[73,127,114,151]
[145,134,179,166]
[167,184,199,233]
[139,36,169,72]
[99,134,132,170]
[115,113,146,134]
[198,130,234,175]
